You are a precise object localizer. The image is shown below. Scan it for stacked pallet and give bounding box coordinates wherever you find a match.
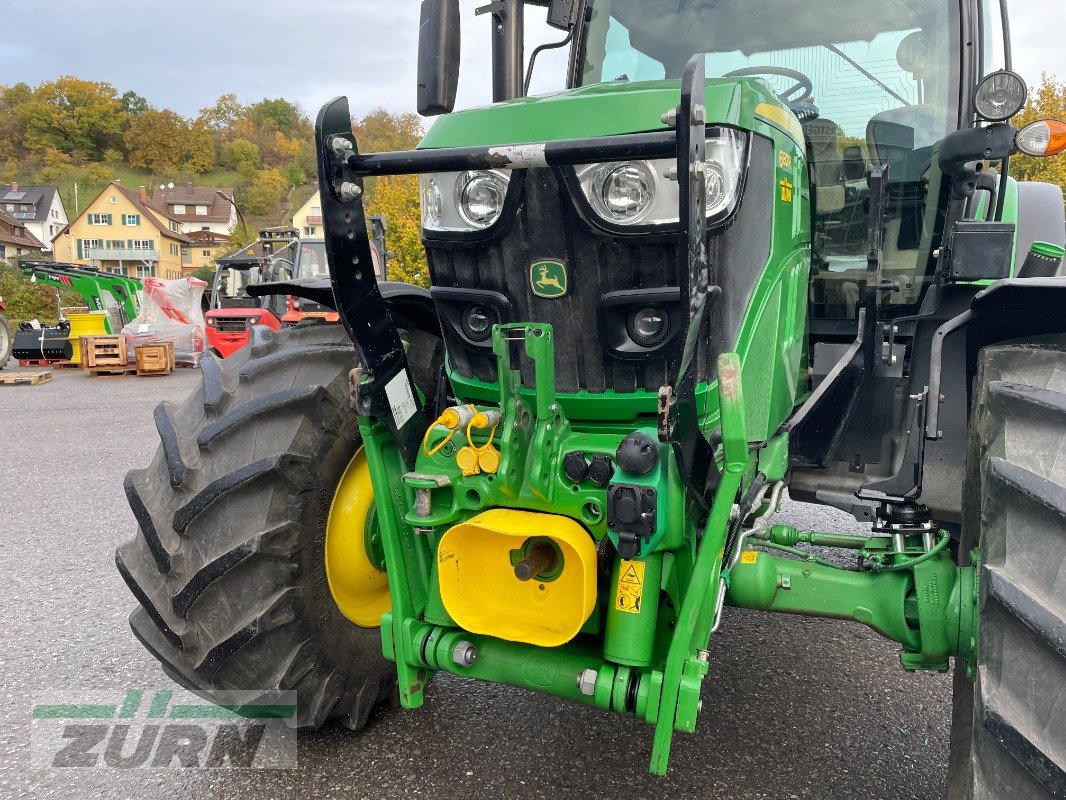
[81,335,135,376]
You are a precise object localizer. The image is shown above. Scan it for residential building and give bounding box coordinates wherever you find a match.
[151,183,237,237]
[291,190,322,237]
[184,230,232,274]
[0,208,46,260]
[55,181,191,279]
[0,183,68,251]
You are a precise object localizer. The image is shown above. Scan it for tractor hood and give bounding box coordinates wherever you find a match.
[418,78,796,150]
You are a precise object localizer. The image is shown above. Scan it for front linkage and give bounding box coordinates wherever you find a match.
[314,55,978,775]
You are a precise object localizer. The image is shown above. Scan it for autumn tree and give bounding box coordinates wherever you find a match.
[126,109,216,175]
[1012,74,1066,192]
[0,83,33,161]
[125,109,187,173]
[18,77,125,160]
[352,109,427,286]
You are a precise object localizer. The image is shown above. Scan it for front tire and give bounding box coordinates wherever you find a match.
[116,324,430,729]
[947,338,1066,798]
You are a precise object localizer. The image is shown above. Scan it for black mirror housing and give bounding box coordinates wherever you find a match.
[546,0,581,30]
[417,0,461,116]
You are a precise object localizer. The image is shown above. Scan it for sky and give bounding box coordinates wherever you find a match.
[0,0,1061,123]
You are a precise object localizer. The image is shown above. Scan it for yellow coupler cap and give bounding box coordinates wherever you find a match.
[437,509,597,648]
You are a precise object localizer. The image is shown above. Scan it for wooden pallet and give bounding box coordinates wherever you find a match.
[0,369,53,386]
[135,342,175,376]
[87,364,137,377]
[81,335,129,369]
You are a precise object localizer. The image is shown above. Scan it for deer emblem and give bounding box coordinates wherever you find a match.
[531,261,567,297]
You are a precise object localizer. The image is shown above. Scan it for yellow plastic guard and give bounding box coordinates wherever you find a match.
[437,509,597,647]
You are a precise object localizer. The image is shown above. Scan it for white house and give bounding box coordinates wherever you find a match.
[0,183,69,252]
[292,190,322,238]
[150,183,237,237]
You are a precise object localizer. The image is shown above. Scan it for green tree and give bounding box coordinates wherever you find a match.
[1012,74,1066,192]
[223,138,261,176]
[248,98,308,138]
[120,90,149,117]
[19,77,126,160]
[32,147,74,184]
[242,167,288,215]
[199,93,244,133]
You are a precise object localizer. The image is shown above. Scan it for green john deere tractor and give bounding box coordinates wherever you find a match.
[116,0,1066,794]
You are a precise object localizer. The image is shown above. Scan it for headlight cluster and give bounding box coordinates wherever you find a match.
[576,128,747,227]
[421,170,511,232]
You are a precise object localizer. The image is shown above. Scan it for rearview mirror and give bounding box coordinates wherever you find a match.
[417,0,460,116]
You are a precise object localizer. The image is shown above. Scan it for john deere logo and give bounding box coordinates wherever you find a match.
[530,260,568,298]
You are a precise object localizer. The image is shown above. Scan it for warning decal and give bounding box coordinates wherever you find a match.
[615,560,646,615]
[740,551,758,564]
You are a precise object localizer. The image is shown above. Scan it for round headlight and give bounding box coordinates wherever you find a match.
[594,162,655,224]
[627,306,669,347]
[973,70,1027,122]
[456,171,508,228]
[705,160,727,213]
[422,177,442,228]
[461,304,495,342]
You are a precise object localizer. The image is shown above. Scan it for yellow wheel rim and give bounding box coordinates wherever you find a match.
[324,449,391,627]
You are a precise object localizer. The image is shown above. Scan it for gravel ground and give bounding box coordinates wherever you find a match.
[0,364,952,799]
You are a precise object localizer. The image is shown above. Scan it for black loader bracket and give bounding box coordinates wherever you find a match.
[316,97,428,466]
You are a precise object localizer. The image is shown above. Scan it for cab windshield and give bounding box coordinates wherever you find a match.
[293,240,329,279]
[579,0,963,318]
[580,0,959,141]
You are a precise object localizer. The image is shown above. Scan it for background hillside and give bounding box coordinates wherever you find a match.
[0,77,428,288]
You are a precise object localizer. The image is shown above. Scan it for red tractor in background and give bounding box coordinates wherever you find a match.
[205,220,388,357]
[0,296,10,370]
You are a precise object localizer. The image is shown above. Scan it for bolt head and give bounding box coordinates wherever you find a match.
[331,136,354,157]
[577,668,597,696]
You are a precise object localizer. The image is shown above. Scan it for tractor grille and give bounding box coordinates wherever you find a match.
[425,136,773,395]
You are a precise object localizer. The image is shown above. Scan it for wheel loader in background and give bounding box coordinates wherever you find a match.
[117,0,1066,795]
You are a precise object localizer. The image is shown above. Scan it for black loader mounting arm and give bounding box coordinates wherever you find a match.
[315,96,428,466]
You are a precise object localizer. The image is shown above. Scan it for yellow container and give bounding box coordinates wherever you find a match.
[67,312,111,364]
[437,509,597,647]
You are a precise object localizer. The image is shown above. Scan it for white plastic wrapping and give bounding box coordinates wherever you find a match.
[121,277,208,361]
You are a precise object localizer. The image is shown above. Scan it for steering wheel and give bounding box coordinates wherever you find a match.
[723,66,813,105]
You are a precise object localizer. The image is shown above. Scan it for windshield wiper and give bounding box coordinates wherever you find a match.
[823,44,910,105]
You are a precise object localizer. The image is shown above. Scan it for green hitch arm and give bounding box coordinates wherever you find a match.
[650,352,748,775]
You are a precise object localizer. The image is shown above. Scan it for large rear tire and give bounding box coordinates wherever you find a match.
[947,338,1066,798]
[116,323,437,729]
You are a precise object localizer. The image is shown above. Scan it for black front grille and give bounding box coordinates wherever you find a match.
[425,137,773,395]
[215,317,250,333]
